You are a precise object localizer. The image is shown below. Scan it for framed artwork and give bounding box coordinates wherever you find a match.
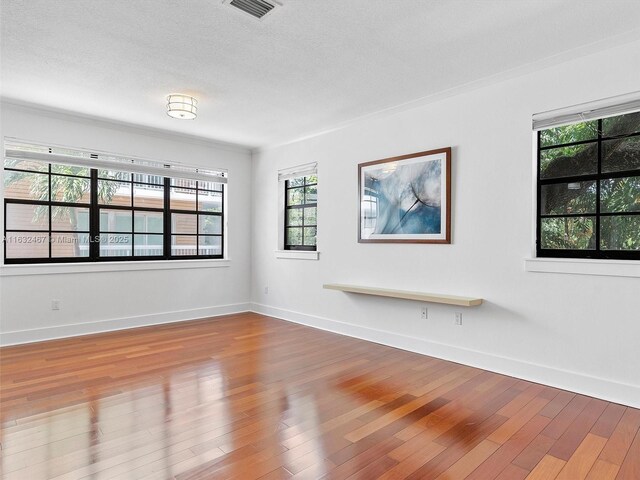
[358,147,451,243]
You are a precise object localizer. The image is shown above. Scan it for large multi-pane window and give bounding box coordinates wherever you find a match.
[284,174,317,250]
[4,153,225,263]
[537,111,640,259]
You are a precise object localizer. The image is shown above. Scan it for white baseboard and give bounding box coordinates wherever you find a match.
[0,303,251,346]
[250,302,640,409]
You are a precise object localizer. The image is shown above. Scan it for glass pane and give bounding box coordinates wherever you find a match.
[134,211,164,233]
[172,213,197,234]
[199,236,222,255]
[5,232,49,258]
[6,204,49,230]
[304,185,317,204]
[198,181,223,191]
[132,173,163,185]
[286,227,302,246]
[305,175,318,185]
[199,215,222,235]
[171,178,197,189]
[51,206,90,231]
[303,207,317,225]
[3,170,49,201]
[303,227,317,246]
[51,164,89,177]
[539,121,598,148]
[602,137,640,174]
[51,233,90,258]
[198,190,223,212]
[600,176,640,213]
[540,143,597,179]
[99,233,132,257]
[540,181,596,215]
[51,175,91,203]
[171,235,197,256]
[170,187,196,211]
[287,187,304,206]
[98,180,131,206]
[98,170,131,181]
[540,217,595,250]
[3,158,48,172]
[287,177,304,188]
[134,234,164,256]
[602,112,640,137]
[601,216,640,251]
[100,209,132,232]
[286,208,302,226]
[133,183,164,208]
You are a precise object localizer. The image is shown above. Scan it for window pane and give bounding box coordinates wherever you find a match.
[171,235,197,256]
[3,171,49,201]
[602,111,640,137]
[134,211,164,233]
[171,213,197,234]
[98,170,131,181]
[5,232,49,258]
[171,178,197,189]
[540,181,596,215]
[199,236,222,255]
[198,190,223,212]
[51,233,90,258]
[3,158,48,172]
[600,176,640,213]
[51,175,91,203]
[98,180,131,206]
[287,187,304,206]
[304,185,317,204]
[303,207,317,225]
[305,175,318,185]
[286,208,302,226]
[540,121,598,148]
[133,183,164,208]
[288,177,304,187]
[51,164,89,177]
[6,204,49,230]
[52,206,90,231]
[198,181,223,191]
[99,233,132,257]
[601,216,640,251]
[132,173,163,185]
[100,209,132,232]
[540,217,595,250]
[170,187,196,211]
[540,143,597,179]
[134,234,164,256]
[303,227,317,246]
[286,227,302,246]
[602,137,640,174]
[199,215,222,235]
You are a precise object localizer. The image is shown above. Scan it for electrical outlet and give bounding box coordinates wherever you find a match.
[455,312,463,326]
[264,286,269,295]
[421,306,428,320]
[51,300,61,311]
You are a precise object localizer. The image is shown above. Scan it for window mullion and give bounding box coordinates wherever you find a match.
[89,169,99,260]
[595,118,602,254]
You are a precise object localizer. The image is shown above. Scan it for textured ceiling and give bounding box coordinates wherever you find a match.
[2,0,640,148]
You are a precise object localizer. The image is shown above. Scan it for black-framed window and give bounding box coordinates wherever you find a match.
[537,111,640,259]
[3,160,225,263]
[284,174,317,251]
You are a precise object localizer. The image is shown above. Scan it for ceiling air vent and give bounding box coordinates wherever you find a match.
[227,0,276,19]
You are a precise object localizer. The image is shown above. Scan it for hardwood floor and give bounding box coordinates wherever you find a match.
[0,313,638,480]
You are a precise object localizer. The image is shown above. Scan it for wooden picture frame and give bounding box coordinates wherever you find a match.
[358,147,451,243]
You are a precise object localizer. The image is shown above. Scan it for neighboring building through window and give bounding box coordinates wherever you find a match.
[3,145,226,263]
[537,110,639,259]
[284,174,317,250]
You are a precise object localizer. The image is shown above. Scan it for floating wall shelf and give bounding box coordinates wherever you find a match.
[323,283,483,307]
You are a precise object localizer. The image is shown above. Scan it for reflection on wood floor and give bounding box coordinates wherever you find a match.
[0,313,638,479]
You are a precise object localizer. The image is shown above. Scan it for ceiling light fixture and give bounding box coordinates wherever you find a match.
[166,94,198,120]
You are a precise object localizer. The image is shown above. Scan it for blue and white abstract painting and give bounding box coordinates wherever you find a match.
[360,150,450,242]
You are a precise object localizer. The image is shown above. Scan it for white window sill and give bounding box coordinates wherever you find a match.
[275,250,319,260]
[524,257,639,278]
[0,259,231,277]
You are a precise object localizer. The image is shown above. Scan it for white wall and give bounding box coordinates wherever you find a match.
[0,103,253,344]
[251,39,640,407]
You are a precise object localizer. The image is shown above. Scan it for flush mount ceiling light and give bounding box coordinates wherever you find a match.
[166,94,198,120]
